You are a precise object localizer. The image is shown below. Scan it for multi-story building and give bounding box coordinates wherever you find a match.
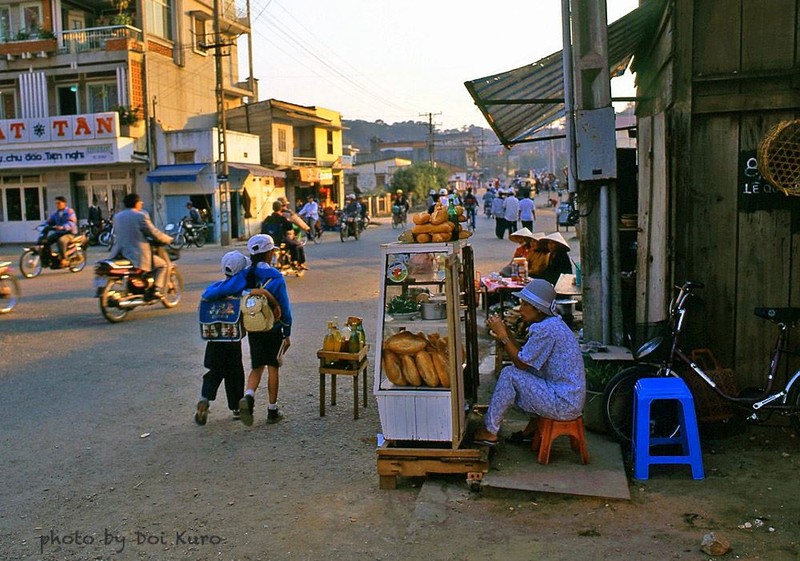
[226,99,345,209]
[0,0,253,242]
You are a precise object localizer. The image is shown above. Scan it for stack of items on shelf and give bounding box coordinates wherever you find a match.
[397,200,473,244]
[381,331,450,388]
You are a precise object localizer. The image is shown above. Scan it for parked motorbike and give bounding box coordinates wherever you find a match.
[94,245,183,323]
[165,217,207,250]
[19,225,88,278]
[339,210,361,242]
[0,260,20,314]
[80,218,111,246]
[97,217,114,247]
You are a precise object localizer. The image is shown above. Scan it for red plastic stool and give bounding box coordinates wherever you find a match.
[532,416,589,465]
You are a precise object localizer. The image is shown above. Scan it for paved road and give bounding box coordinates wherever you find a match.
[1,199,572,560]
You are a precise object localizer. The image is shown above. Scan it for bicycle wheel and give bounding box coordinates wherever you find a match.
[787,380,800,433]
[603,364,681,445]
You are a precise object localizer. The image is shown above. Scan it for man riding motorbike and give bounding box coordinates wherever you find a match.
[109,193,174,299]
[262,200,307,270]
[46,196,78,268]
[297,195,320,240]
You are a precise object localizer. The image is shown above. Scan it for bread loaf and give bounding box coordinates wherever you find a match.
[415,351,439,387]
[401,353,422,386]
[431,233,450,243]
[385,331,427,355]
[412,212,430,225]
[415,233,431,243]
[411,221,455,235]
[431,350,450,388]
[429,204,448,225]
[382,350,406,385]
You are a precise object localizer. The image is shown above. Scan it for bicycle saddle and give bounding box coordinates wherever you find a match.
[754,307,800,325]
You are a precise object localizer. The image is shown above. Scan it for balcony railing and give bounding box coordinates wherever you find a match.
[293,156,317,167]
[57,25,142,55]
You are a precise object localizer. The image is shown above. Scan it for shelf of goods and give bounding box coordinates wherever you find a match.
[374,240,480,448]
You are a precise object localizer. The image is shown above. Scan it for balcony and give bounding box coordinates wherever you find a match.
[293,156,317,167]
[0,37,58,60]
[58,25,143,55]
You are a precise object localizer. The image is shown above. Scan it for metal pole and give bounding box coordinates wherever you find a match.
[561,0,578,194]
[214,0,231,246]
[600,183,610,343]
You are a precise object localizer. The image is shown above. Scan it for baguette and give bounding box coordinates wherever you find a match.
[431,233,450,243]
[385,331,427,355]
[411,221,455,235]
[415,351,439,387]
[429,204,448,225]
[431,350,450,388]
[382,350,406,386]
[415,233,431,243]
[401,353,422,386]
[412,212,431,225]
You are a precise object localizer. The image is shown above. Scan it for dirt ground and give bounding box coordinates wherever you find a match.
[2,201,799,561]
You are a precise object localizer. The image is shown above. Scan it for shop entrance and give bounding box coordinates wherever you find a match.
[0,175,45,243]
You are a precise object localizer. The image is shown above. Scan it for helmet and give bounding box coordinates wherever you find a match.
[247,234,275,255]
[438,188,448,196]
[346,193,356,200]
[221,251,250,276]
[272,200,284,212]
[429,189,436,195]
[396,189,403,194]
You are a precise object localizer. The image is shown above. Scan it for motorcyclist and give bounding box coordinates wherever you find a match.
[297,195,320,239]
[45,196,78,267]
[262,200,307,270]
[343,193,361,216]
[186,201,202,225]
[394,189,410,214]
[110,193,174,298]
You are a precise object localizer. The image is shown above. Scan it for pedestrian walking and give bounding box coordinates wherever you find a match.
[503,190,520,238]
[491,192,506,239]
[518,193,536,231]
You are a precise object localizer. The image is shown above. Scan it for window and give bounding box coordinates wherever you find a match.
[57,85,80,115]
[20,2,42,35]
[174,151,195,164]
[192,16,209,52]
[5,188,21,221]
[24,187,41,221]
[326,131,334,155]
[278,129,287,152]
[0,7,10,42]
[145,0,172,40]
[0,92,16,119]
[87,83,118,113]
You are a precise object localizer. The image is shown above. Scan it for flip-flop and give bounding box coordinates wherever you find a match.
[505,431,534,444]
[473,437,499,448]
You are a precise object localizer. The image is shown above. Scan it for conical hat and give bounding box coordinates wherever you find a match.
[508,227,537,243]
[543,232,570,250]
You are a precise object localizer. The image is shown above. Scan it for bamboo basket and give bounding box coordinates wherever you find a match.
[757,120,800,196]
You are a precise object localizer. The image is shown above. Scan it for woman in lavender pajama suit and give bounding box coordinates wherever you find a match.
[474,279,586,446]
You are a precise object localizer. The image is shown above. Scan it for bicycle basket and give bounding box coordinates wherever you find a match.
[757,120,800,196]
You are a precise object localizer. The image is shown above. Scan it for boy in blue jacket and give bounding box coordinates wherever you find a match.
[203,234,293,426]
[195,251,251,425]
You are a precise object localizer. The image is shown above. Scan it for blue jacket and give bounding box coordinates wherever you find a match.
[202,263,292,337]
[47,206,78,234]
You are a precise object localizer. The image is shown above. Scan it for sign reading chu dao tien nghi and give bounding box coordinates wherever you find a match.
[0,113,126,168]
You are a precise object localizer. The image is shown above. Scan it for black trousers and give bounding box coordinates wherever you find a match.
[494,217,507,239]
[201,341,245,411]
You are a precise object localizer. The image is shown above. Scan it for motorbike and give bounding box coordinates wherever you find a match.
[165,217,207,249]
[97,217,114,247]
[19,225,88,278]
[391,205,407,229]
[339,210,361,242]
[80,218,111,246]
[358,211,371,232]
[94,245,183,323]
[0,260,20,314]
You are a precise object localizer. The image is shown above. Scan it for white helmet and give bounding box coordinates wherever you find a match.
[438,188,448,196]
[247,234,275,255]
[221,251,250,276]
[346,193,356,200]
[429,189,436,196]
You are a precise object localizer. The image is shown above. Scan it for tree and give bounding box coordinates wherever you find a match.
[389,163,448,206]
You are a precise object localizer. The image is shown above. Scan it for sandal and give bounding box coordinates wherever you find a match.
[472,427,499,447]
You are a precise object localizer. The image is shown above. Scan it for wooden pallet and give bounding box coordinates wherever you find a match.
[376,441,490,490]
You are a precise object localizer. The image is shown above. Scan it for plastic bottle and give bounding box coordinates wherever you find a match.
[447,198,459,241]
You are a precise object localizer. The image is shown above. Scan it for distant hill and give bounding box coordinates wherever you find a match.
[343,120,492,152]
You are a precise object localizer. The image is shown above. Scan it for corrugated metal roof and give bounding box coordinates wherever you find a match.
[464,0,665,147]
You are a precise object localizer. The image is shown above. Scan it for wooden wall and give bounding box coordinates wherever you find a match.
[637,0,800,386]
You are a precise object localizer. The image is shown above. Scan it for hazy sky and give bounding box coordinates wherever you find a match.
[243,0,640,130]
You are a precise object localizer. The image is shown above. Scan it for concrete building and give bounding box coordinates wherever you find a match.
[344,157,411,194]
[0,0,253,242]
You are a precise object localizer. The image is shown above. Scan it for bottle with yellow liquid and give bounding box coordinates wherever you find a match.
[323,318,343,365]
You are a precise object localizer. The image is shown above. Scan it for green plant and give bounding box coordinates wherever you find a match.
[38,30,56,40]
[583,358,622,393]
[15,29,29,41]
[112,105,141,125]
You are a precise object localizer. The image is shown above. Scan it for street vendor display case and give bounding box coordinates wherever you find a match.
[374,240,479,447]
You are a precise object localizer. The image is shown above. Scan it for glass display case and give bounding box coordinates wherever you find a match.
[373,240,478,447]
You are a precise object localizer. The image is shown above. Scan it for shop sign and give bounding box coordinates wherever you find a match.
[299,167,320,182]
[0,112,119,145]
[319,169,333,185]
[0,143,117,168]
[738,150,795,212]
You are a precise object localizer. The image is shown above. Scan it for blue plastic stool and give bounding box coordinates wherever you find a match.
[632,377,705,480]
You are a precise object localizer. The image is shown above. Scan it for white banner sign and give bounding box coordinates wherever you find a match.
[0,143,118,168]
[0,112,119,145]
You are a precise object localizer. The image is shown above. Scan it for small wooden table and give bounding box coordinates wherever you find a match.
[316,345,369,420]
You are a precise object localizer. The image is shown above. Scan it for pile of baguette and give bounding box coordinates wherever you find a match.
[381,330,450,388]
[397,202,473,244]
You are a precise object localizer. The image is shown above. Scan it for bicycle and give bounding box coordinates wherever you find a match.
[603,280,800,444]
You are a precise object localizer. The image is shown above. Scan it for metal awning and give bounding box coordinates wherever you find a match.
[146,163,209,183]
[464,0,665,147]
[228,163,286,178]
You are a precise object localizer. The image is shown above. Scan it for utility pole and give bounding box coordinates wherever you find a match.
[203,0,234,245]
[420,112,441,166]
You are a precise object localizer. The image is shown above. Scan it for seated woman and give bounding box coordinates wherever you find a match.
[499,228,541,277]
[474,279,586,446]
[534,232,572,285]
